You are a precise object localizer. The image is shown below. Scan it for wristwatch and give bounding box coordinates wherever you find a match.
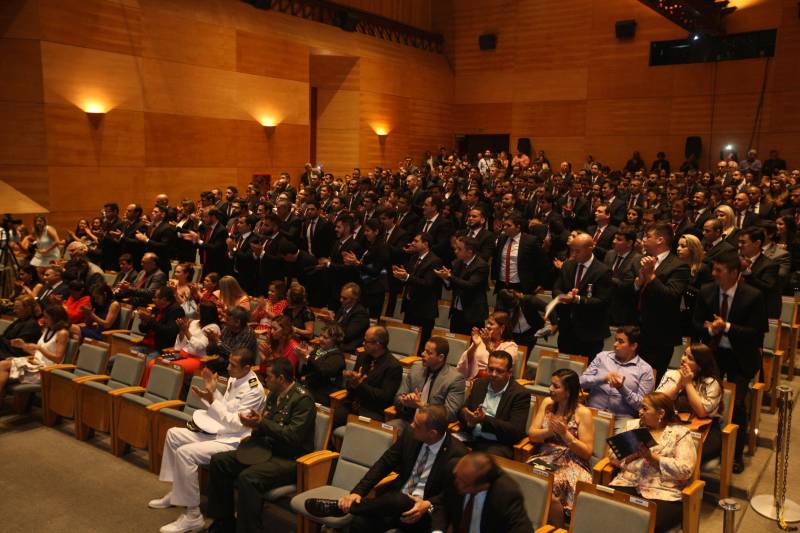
[426,503,435,515]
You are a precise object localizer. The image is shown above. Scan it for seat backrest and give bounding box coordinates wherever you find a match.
[432,329,470,367]
[590,409,614,467]
[495,455,552,528]
[535,354,588,387]
[107,353,146,389]
[332,417,396,490]
[182,375,210,415]
[73,341,110,377]
[143,363,183,403]
[764,319,779,351]
[344,353,358,372]
[721,381,735,427]
[129,312,144,336]
[570,482,656,533]
[63,338,80,364]
[780,296,795,325]
[102,271,117,286]
[385,323,421,358]
[314,404,333,451]
[524,393,538,430]
[514,345,528,379]
[117,304,134,331]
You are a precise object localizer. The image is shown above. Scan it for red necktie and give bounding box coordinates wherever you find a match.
[593,228,602,244]
[574,263,585,289]
[504,237,513,282]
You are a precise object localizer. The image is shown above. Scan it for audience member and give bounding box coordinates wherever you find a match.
[456,311,518,381]
[296,323,345,405]
[0,296,41,359]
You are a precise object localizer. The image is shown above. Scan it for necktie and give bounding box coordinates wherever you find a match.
[574,263,585,288]
[307,220,315,253]
[612,255,623,274]
[593,228,602,244]
[712,292,730,349]
[420,372,434,403]
[405,445,430,495]
[423,219,432,233]
[384,230,391,244]
[737,214,744,229]
[628,196,634,210]
[459,494,474,533]
[504,237,513,283]
[203,226,213,262]
[134,272,146,288]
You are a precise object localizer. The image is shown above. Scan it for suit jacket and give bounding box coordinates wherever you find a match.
[587,224,618,261]
[691,209,716,234]
[493,232,543,293]
[280,213,303,247]
[394,362,466,422]
[431,471,532,533]
[448,256,490,326]
[301,217,335,258]
[466,227,496,262]
[419,215,455,265]
[562,196,591,231]
[742,254,781,319]
[99,217,125,270]
[0,317,42,358]
[112,269,138,289]
[401,252,443,321]
[328,236,363,290]
[198,223,230,276]
[145,221,177,273]
[123,269,167,306]
[692,281,767,377]
[603,250,642,326]
[235,383,316,464]
[607,197,628,226]
[299,347,345,405]
[119,219,147,266]
[352,430,467,499]
[397,210,421,235]
[702,239,737,264]
[639,253,690,347]
[552,258,613,342]
[762,242,792,279]
[174,218,198,263]
[458,377,529,446]
[139,303,185,351]
[230,232,256,277]
[348,351,403,417]
[383,225,411,266]
[334,303,370,352]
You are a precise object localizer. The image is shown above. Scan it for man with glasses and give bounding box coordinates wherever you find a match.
[456,350,529,458]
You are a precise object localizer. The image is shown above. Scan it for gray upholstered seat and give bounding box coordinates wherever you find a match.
[50,341,109,381]
[434,331,468,368]
[525,354,587,396]
[435,301,450,329]
[158,376,222,421]
[290,420,395,528]
[384,324,420,359]
[9,338,80,410]
[499,462,552,528]
[120,363,182,406]
[0,317,12,335]
[591,410,614,467]
[571,489,652,533]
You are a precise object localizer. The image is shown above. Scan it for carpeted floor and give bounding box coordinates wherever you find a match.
[0,413,295,533]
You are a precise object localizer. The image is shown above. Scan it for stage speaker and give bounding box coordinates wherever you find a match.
[517,137,532,156]
[685,136,702,159]
[479,34,497,50]
[615,20,637,39]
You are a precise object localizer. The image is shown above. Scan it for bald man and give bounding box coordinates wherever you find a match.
[551,232,613,362]
[430,452,531,533]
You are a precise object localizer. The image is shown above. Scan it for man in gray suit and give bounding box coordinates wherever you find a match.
[390,336,465,431]
[114,252,167,307]
[603,227,642,326]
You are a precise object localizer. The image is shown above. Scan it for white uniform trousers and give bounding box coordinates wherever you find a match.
[159,427,236,507]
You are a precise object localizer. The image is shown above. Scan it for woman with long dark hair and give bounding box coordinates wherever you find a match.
[527,368,595,527]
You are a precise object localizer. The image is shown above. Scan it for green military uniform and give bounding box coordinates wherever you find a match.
[206,382,316,533]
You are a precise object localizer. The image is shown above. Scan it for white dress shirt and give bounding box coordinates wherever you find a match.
[501,234,520,283]
[405,434,445,498]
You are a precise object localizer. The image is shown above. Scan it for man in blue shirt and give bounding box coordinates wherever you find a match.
[579,325,655,434]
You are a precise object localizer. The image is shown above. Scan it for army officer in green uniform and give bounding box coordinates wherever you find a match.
[202,358,316,533]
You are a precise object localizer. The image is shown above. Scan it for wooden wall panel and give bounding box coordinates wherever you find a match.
[39,0,144,56]
[237,30,309,83]
[235,72,309,126]
[140,10,236,71]
[0,0,40,40]
[0,102,46,165]
[0,39,43,103]
[144,113,239,167]
[453,103,512,134]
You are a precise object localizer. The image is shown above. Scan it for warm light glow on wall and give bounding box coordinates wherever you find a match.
[259,116,279,127]
[374,127,389,136]
[83,102,108,114]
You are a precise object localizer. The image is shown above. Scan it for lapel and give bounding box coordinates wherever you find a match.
[655,253,673,278]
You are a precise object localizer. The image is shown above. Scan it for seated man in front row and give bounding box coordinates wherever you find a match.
[390,336,465,431]
[456,350,530,458]
[333,325,403,427]
[579,325,654,434]
[148,348,265,533]
[305,405,467,533]
[202,358,316,533]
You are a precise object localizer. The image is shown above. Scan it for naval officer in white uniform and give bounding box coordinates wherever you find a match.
[148,348,265,533]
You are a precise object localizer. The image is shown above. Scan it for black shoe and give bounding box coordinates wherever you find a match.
[305,498,346,517]
[733,459,745,474]
[199,519,235,533]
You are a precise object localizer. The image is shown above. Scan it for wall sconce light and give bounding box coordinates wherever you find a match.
[375,127,389,144]
[84,103,106,127]
[260,118,278,137]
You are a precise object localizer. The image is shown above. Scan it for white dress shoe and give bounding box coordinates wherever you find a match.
[160,512,206,533]
[148,493,173,509]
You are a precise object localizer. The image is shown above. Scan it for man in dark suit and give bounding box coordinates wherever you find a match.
[462,207,495,262]
[396,193,421,235]
[134,205,177,274]
[117,203,146,268]
[99,202,125,271]
[604,227,642,326]
[701,218,736,265]
[204,358,316,533]
[636,222,690,381]
[732,192,759,230]
[279,240,324,305]
[333,325,403,426]
[111,253,138,290]
[430,452,532,533]
[562,181,591,231]
[334,283,371,353]
[419,195,455,266]
[693,251,767,471]
[587,204,617,261]
[276,199,303,247]
[434,236,490,335]
[493,214,543,294]
[322,214,362,311]
[690,190,715,234]
[301,200,335,259]
[669,200,696,244]
[304,405,467,533]
[193,207,229,277]
[226,214,257,280]
[739,227,781,319]
[602,181,627,226]
[394,233,443,352]
[379,207,411,318]
[114,252,167,307]
[457,350,529,458]
[552,232,613,361]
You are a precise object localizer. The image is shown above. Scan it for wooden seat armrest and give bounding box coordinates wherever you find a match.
[513,437,534,463]
[592,457,615,485]
[384,405,397,421]
[682,479,706,533]
[686,417,713,432]
[329,389,348,411]
[146,399,186,412]
[516,378,532,386]
[534,526,558,533]
[73,374,112,384]
[297,450,339,492]
[161,348,177,354]
[102,329,132,336]
[108,386,146,397]
[295,450,331,464]
[370,472,399,496]
[399,355,420,368]
[751,381,766,391]
[200,355,220,364]
[41,364,77,373]
[449,421,461,432]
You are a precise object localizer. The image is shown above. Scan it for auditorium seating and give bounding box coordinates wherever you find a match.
[9,338,80,414]
[290,415,398,532]
[75,352,147,441]
[110,361,184,457]
[495,454,554,529]
[381,320,421,360]
[522,353,589,397]
[515,407,614,466]
[40,338,110,426]
[102,308,145,359]
[700,381,738,498]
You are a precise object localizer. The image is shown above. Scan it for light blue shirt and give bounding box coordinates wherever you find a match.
[467,490,487,533]
[580,350,655,418]
[404,434,445,499]
[473,379,510,441]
